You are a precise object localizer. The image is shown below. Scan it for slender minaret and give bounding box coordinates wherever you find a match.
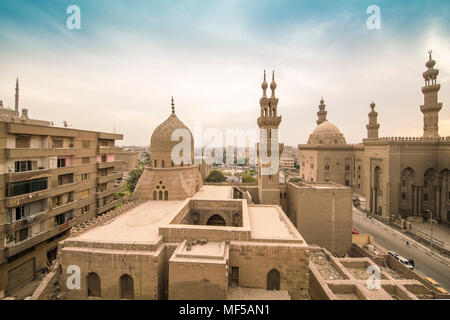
[15,78,19,115]
[316,97,327,125]
[420,50,442,138]
[366,101,380,139]
[257,70,283,205]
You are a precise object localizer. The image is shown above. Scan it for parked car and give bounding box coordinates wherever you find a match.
[387,251,400,260]
[398,256,414,270]
[425,277,449,294]
[352,227,359,234]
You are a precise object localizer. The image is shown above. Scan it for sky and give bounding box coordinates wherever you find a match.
[0,0,449,147]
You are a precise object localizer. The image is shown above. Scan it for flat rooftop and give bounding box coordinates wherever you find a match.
[73,200,182,243]
[248,206,299,240]
[192,185,233,200]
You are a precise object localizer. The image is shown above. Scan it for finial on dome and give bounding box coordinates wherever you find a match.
[171,96,175,114]
[270,70,277,92]
[426,49,436,69]
[261,70,268,95]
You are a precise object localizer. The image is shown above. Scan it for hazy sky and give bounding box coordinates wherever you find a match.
[0,0,449,147]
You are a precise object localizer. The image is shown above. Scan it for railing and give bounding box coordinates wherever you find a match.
[409,225,445,248]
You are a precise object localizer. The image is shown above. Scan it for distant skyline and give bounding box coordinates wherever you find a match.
[0,0,449,147]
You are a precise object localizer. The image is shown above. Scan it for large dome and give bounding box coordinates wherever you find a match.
[307,120,346,145]
[150,112,194,167]
[150,113,193,153]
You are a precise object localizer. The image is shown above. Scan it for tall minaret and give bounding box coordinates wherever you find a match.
[420,50,442,138]
[366,101,380,139]
[257,71,283,205]
[15,78,19,115]
[316,97,327,125]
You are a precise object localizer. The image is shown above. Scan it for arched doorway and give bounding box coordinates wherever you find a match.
[87,272,101,297]
[400,167,415,217]
[164,191,168,200]
[267,269,280,290]
[206,214,226,226]
[372,166,381,215]
[423,168,438,218]
[119,274,134,299]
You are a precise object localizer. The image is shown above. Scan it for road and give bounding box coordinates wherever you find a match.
[352,208,450,291]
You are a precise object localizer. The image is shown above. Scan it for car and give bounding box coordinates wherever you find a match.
[424,277,449,294]
[398,256,414,270]
[352,227,359,234]
[387,251,400,260]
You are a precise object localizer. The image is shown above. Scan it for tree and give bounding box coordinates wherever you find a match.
[126,167,144,192]
[205,170,226,183]
[242,174,256,183]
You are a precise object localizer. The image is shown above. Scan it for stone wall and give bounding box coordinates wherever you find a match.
[287,182,352,256]
[228,243,309,300]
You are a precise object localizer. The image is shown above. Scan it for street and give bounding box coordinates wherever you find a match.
[352,208,450,291]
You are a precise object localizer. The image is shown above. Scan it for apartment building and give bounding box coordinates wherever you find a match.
[0,80,123,296]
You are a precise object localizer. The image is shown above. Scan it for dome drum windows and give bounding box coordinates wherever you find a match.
[153,180,168,200]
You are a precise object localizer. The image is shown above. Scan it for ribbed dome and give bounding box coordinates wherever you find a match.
[308,120,346,145]
[150,113,194,154]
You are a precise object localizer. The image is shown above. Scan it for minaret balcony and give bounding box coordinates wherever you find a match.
[257,116,282,127]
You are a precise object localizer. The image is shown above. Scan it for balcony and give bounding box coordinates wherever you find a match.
[4,209,48,233]
[96,160,122,169]
[48,195,94,218]
[96,185,122,199]
[97,146,122,154]
[4,218,77,257]
[96,198,121,215]
[5,189,50,208]
[96,172,122,184]
[6,122,77,137]
[6,148,49,158]
[5,168,50,183]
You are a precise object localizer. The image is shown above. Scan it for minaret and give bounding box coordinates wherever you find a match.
[420,50,442,138]
[257,70,283,205]
[15,78,19,115]
[316,97,327,125]
[366,101,380,139]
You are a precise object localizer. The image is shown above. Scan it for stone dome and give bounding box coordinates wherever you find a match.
[307,120,346,145]
[150,113,194,166]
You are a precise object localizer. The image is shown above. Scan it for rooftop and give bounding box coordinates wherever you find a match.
[192,185,233,200]
[73,200,182,243]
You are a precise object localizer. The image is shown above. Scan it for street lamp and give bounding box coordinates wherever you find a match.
[425,209,434,253]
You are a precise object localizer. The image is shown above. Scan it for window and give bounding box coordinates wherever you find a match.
[58,173,73,185]
[401,192,406,200]
[82,173,89,181]
[345,180,350,186]
[53,195,62,207]
[82,140,90,148]
[82,157,90,164]
[55,211,73,226]
[423,193,429,201]
[345,164,350,171]
[15,135,30,148]
[15,160,35,172]
[424,180,428,188]
[325,164,330,171]
[231,267,239,286]
[402,180,406,187]
[81,189,90,198]
[57,158,66,168]
[120,275,134,299]
[81,205,90,214]
[7,178,48,197]
[101,155,107,163]
[87,273,101,297]
[52,137,63,148]
[16,227,29,242]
